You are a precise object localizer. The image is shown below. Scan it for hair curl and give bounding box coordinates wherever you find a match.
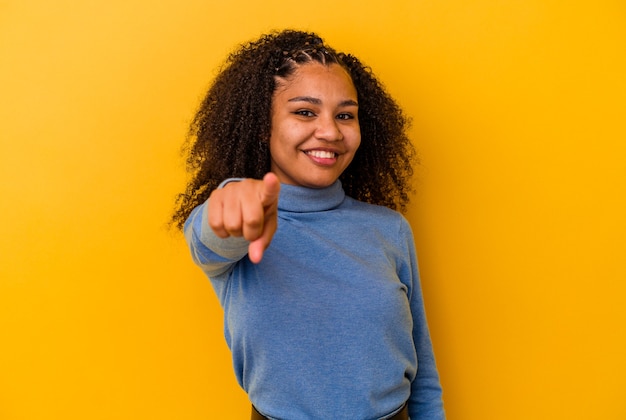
[171,29,416,230]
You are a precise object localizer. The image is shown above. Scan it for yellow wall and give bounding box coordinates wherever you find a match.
[2,1,625,419]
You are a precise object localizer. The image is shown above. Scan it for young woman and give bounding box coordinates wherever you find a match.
[172,29,445,420]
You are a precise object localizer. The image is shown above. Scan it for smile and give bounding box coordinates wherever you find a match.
[305,150,337,159]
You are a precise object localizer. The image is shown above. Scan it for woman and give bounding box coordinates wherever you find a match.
[173,29,445,420]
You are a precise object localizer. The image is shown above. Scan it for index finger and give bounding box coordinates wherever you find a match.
[258,172,280,208]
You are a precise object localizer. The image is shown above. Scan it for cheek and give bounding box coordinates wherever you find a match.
[271,120,305,147]
[350,128,362,150]
[268,127,294,160]
[268,118,284,149]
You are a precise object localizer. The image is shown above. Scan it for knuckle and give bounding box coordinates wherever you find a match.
[245,214,264,229]
[223,220,242,234]
[207,217,222,231]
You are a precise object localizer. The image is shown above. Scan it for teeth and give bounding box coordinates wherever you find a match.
[306,150,336,158]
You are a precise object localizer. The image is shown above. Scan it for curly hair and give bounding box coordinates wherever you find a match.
[171,29,416,231]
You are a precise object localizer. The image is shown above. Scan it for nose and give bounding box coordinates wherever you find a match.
[315,115,343,142]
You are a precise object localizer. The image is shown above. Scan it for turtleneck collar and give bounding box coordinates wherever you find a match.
[277,180,346,213]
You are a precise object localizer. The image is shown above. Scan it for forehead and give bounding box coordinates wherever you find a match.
[273,63,357,98]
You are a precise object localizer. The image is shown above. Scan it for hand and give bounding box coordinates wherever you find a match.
[207,173,281,263]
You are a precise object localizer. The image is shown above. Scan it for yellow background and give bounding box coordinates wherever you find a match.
[1,0,625,419]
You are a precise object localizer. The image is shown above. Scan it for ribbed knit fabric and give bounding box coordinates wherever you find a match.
[185,180,445,420]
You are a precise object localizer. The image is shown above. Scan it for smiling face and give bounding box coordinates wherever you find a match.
[269,62,361,188]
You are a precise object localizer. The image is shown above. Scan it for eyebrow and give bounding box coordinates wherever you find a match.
[287,96,358,107]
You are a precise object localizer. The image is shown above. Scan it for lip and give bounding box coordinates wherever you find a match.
[302,148,341,166]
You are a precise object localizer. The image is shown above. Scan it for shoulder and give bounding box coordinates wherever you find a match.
[341,196,413,236]
[342,195,407,221]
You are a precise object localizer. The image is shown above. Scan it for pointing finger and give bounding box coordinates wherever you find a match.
[258,172,281,208]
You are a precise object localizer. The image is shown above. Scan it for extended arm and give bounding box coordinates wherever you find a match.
[184,173,280,277]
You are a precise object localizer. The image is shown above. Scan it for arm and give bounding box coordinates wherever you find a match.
[183,173,281,278]
[184,202,250,278]
[399,220,446,420]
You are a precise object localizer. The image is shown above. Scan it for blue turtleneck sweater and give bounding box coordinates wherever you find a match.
[184,180,444,420]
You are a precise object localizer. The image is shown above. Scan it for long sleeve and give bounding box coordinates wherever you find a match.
[183,201,249,279]
[183,181,445,419]
[399,220,446,420]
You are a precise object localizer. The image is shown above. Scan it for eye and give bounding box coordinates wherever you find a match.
[336,112,355,120]
[294,109,316,117]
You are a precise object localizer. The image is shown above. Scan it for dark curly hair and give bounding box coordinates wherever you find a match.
[171,29,416,231]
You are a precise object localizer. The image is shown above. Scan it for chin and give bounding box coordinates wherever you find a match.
[299,176,338,189]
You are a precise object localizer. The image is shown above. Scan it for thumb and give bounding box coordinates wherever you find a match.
[258,172,280,208]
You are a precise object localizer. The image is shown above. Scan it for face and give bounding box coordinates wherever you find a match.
[269,62,361,188]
